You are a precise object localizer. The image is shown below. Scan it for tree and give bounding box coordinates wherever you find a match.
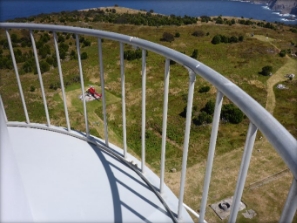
[261,65,272,76]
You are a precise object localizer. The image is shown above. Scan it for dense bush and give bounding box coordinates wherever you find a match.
[175,32,180,38]
[201,100,215,115]
[279,49,286,57]
[0,55,13,69]
[70,50,77,60]
[11,33,19,43]
[260,65,273,76]
[193,111,212,125]
[39,60,50,73]
[80,52,88,60]
[39,33,50,43]
[160,32,174,42]
[123,49,144,61]
[215,16,223,24]
[191,49,198,59]
[49,82,60,90]
[221,104,243,124]
[198,85,210,93]
[21,58,34,73]
[192,30,204,37]
[179,106,187,118]
[82,39,91,47]
[200,15,211,23]
[211,35,221,44]
[193,100,215,125]
[58,35,65,43]
[59,42,69,59]
[39,44,51,58]
[211,34,244,44]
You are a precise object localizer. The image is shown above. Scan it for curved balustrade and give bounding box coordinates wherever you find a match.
[0,23,296,222]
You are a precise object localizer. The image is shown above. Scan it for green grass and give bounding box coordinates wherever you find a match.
[274,80,297,138]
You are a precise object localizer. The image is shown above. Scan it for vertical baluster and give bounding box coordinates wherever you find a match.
[279,178,297,223]
[178,69,196,220]
[120,42,127,158]
[53,32,70,131]
[141,49,147,174]
[30,30,50,127]
[199,90,223,223]
[160,58,170,194]
[5,30,30,124]
[98,38,108,146]
[0,96,7,123]
[76,34,89,137]
[228,122,258,223]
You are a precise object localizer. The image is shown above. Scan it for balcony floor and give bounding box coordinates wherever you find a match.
[5,125,193,222]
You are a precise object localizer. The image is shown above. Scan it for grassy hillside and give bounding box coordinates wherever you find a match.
[0,7,296,222]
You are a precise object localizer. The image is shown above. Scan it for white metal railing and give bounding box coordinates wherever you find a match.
[0,23,296,223]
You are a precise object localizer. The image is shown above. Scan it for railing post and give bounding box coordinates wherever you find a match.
[53,32,70,131]
[178,68,196,220]
[279,178,297,223]
[160,58,170,194]
[228,122,258,223]
[5,30,30,124]
[30,30,51,127]
[0,96,7,123]
[199,90,223,223]
[120,42,127,158]
[76,34,89,137]
[141,49,147,174]
[98,38,109,146]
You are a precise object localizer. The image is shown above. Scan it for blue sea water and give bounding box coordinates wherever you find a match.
[0,0,296,25]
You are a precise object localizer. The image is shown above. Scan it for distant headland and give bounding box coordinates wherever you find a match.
[251,0,297,15]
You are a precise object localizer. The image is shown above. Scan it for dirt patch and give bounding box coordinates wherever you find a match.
[248,80,265,89]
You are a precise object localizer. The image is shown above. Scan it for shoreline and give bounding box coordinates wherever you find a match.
[2,2,297,25]
[78,6,297,24]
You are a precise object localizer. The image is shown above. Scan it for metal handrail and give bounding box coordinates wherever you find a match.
[0,22,296,223]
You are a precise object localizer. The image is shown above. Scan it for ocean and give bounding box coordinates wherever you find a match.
[0,0,296,25]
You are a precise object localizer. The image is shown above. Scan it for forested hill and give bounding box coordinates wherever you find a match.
[252,0,297,15]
